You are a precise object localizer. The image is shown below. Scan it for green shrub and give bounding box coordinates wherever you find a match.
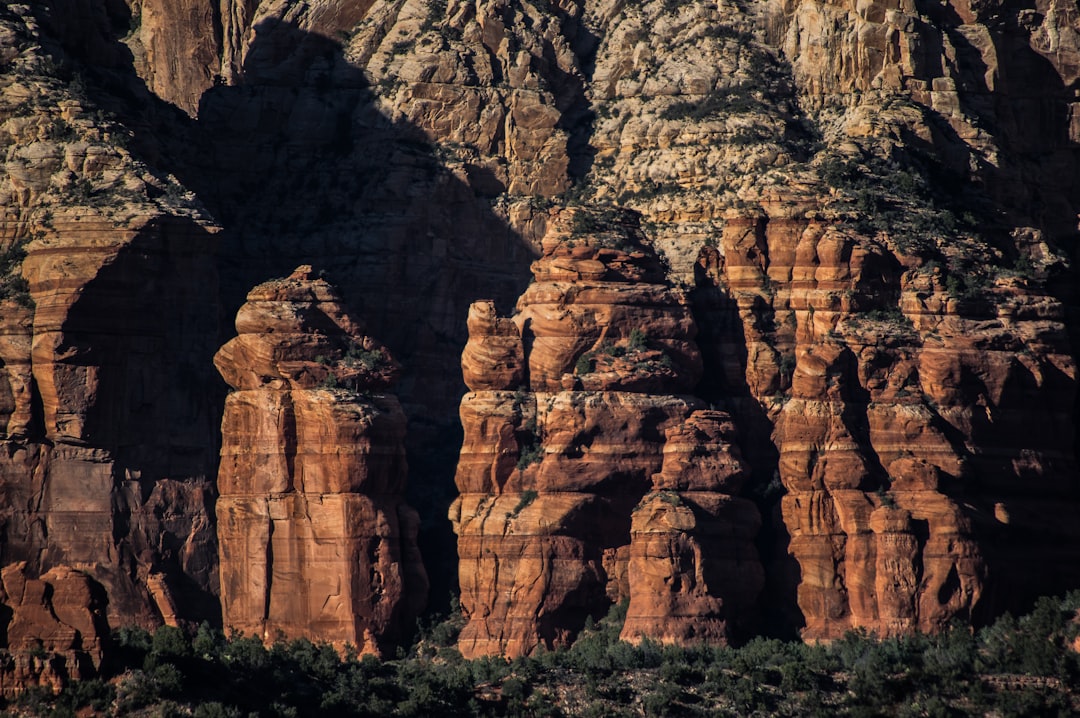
[657,490,682,507]
[876,485,898,508]
[151,625,192,659]
[512,490,538,515]
[343,341,386,371]
[570,207,624,235]
[0,240,33,308]
[659,83,762,121]
[26,592,1080,716]
[516,444,543,470]
[151,663,185,696]
[574,351,595,375]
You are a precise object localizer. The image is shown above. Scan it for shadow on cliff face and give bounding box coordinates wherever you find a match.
[190,17,539,397]
[690,257,802,639]
[181,19,538,618]
[39,6,539,625]
[0,0,229,629]
[0,222,222,627]
[909,0,1080,616]
[50,217,223,624]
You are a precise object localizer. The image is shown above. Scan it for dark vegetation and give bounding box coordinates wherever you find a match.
[818,154,977,255]
[574,330,672,377]
[659,81,765,122]
[512,391,543,471]
[568,206,633,240]
[316,340,389,392]
[0,240,32,308]
[7,592,1080,717]
[340,341,387,372]
[817,150,1021,304]
[515,443,543,470]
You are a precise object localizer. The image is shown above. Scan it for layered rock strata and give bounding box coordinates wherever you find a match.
[574,0,1080,638]
[0,0,1076,667]
[214,267,427,653]
[451,210,762,657]
[706,200,1078,639]
[0,5,223,690]
[0,563,108,698]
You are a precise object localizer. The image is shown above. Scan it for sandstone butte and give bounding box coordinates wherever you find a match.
[0,0,1077,693]
[213,266,427,655]
[451,208,764,658]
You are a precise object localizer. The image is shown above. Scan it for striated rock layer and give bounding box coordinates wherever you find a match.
[214,267,427,653]
[0,0,1077,670]
[574,0,1080,639]
[697,196,1078,639]
[451,210,762,657]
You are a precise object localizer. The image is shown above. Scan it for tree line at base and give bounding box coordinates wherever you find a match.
[6,592,1080,718]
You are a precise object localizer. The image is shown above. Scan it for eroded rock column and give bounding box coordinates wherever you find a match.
[621,410,763,645]
[451,209,763,657]
[214,267,426,653]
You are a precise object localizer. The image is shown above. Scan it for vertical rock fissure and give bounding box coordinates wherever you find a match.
[262,515,273,625]
[281,392,297,493]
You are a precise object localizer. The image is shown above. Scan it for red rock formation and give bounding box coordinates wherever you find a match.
[0,0,1076,668]
[621,410,763,645]
[710,199,1077,639]
[0,563,109,698]
[451,210,763,657]
[10,215,223,631]
[214,266,426,653]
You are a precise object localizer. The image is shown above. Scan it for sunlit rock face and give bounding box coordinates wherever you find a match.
[0,0,1078,679]
[451,209,763,658]
[215,266,426,654]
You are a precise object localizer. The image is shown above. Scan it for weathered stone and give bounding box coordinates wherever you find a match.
[215,267,426,653]
[452,211,763,657]
[620,492,762,646]
[0,563,109,697]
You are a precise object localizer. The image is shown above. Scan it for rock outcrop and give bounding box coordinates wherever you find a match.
[0,563,109,698]
[572,0,1080,639]
[451,210,762,657]
[0,5,222,689]
[0,0,1076,675]
[214,266,427,653]
[698,182,1080,637]
[620,410,763,645]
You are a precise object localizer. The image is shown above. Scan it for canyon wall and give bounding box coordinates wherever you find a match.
[0,0,1075,683]
[0,2,223,690]
[576,0,1080,639]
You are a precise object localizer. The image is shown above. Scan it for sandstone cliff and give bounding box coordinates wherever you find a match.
[572,0,1080,638]
[214,266,426,653]
[0,0,1075,678]
[451,209,763,657]
[0,2,222,685]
